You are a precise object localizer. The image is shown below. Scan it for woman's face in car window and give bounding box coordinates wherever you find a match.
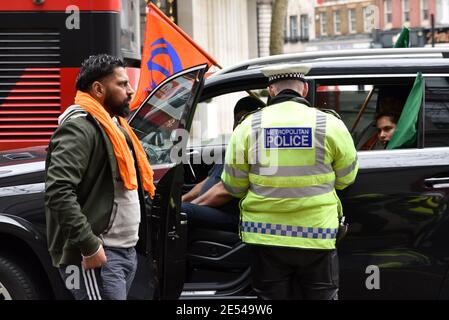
[376,116,397,146]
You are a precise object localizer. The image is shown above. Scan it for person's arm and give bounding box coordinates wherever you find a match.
[191,181,233,206]
[329,118,359,190]
[221,120,250,198]
[45,119,105,268]
[181,178,208,202]
[82,244,107,270]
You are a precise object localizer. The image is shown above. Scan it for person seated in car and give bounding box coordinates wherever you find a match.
[376,111,399,148]
[181,96,266,235]
[359,86,409,150]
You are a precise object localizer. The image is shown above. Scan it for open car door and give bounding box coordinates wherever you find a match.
[129,64,208,299]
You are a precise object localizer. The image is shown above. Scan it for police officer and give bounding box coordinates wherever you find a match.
[221,64,358,300]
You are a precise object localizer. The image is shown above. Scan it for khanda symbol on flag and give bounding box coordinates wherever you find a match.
[147,38,183,92]
[129,3,219,110]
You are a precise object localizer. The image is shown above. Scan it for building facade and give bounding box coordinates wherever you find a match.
[284,0,316,53]
[175,0,260,147]
[257,0,273,57]
[375,0,435,29]
[145,0,260,65]
[307,0,376,51]
[177,0,259,67]
[374,0,449,47]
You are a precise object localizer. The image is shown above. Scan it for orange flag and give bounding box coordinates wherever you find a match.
[130,3,219,110]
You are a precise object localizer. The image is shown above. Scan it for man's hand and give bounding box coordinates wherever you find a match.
[192,181,233,207]
[182,178,207,203]
[82,245,107,270]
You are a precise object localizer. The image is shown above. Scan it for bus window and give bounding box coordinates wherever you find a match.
[120,0,141,61]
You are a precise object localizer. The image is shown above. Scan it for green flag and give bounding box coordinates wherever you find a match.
[387,72,423,149]
[394,27,410,48]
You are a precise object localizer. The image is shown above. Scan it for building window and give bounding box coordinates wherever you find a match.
[403,0,410,23]
[384,0,392,24]
[300,14,309,40]
[348,8,356,33]
[284,17,288,40]
[363,7,373,32]
[421,0,429,21]
[290,15,298,40]
[320,12,327,36]
[333,11,341,34]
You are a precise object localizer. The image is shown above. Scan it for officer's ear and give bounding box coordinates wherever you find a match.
[268,85,276,97]
[301,82,309,98]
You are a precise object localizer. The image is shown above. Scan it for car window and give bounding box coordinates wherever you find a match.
[424,77,449,148]
[315,78,416,150]
[130,68,205,165]
[316,84,377,142]
[189,91,268,148]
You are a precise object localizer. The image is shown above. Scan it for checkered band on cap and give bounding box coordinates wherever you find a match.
[262,64,311,84]
[268,72,306,84]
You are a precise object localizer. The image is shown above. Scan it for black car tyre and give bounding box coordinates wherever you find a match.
[0,256,42,300]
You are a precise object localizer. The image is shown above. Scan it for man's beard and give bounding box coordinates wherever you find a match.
[105,94,131,117]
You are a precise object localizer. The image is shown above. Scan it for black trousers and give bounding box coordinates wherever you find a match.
[249,245,339,300]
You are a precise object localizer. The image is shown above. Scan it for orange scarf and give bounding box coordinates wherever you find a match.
[74,91,155,197]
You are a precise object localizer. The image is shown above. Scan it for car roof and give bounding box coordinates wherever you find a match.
[201,48,449,100]
[212,48,449,75]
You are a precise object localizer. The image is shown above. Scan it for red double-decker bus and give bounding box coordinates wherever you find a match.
[0,0,142,150]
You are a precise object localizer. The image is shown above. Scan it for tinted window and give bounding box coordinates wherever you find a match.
[189,92,244,148]
[315,78,415,150]
[130,69,203,165]
[189,91,268,148]
[316,84,377,140]
[424,77,449,148]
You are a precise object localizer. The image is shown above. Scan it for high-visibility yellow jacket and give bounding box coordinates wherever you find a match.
[221,99,358,250]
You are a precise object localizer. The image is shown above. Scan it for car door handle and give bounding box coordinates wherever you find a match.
[424,177,449,189]
[167,231,180,239]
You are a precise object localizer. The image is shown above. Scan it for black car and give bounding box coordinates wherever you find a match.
[1,48,449,300]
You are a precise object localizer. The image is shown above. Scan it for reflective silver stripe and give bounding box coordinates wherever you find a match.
[242,221,337,239]
[315,111,327,164]
[335,158,358,178]
[251,112,262,165]
[250,181,334,198]
[223,182,248,195]
[224,164,248,179]
[250,163,333,177]
[335,181,353,189]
